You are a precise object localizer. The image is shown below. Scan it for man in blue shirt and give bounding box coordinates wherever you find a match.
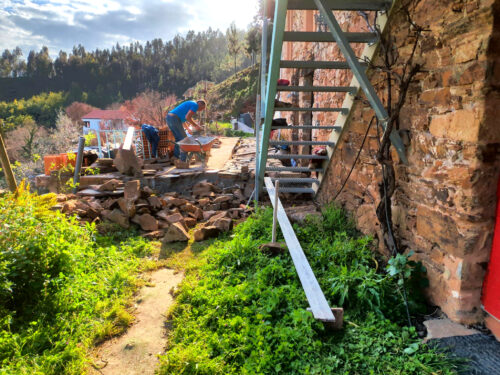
[166,100,206,161]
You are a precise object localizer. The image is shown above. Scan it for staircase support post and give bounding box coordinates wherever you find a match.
[257,0,289,194]
[256,1,270,203]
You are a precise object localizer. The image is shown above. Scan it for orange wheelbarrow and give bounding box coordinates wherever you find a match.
[168,136,217,166]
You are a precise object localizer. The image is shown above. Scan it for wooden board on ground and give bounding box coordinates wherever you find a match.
[264,177,335,322]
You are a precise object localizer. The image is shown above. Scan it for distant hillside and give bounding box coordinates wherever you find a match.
[0,27,256,107]
[204,65,259,120]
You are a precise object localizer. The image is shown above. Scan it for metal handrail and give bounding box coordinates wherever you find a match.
[87,129,145,159]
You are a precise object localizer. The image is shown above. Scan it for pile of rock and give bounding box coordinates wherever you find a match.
[54,180,252,243]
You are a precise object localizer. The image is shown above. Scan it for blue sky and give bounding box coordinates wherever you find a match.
[0,0,259,57]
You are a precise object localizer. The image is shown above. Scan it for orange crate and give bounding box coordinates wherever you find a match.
[44,155,63,176]
[60,153,77,169]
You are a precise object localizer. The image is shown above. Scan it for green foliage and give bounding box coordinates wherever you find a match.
[0,185,155,374]
[386,251,430,315]
[207,65,259,120]
[223,129,254,138]
[227,22,243,75]
[0,92,67,131]
[158,206,459,375]
[206,121,232,135]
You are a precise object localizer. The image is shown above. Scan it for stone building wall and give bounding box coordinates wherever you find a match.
[279,0,500,323]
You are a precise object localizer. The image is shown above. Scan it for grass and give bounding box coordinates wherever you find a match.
[206,121,254,138]
[206,121,232,136]
[157,206,461,375]
[207,66,259,121]
[0,184,161,374]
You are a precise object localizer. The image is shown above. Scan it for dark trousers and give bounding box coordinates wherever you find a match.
[141,124,160,158]
[166,114,187,161]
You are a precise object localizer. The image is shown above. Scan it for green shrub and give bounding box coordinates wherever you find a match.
[159,206,459,375]
[223,129,253,138]
[0,185,155,374]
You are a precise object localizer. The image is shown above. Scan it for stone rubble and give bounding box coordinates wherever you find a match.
[55,180,253,243]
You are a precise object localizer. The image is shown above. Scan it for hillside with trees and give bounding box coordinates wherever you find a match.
[0,23,261,107]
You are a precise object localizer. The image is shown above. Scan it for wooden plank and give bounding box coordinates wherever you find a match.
[0,132,17,192]
[123,127,135,151]
[264,177,335,322]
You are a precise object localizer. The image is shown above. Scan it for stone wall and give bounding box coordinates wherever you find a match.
[279,0,500,323]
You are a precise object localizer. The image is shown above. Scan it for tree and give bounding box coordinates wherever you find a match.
[245,26,261,65]
[227,22,242,75]
[65,102,97,125]
[35,47,53,78]
[0,25,259,104]
[122,90,177,128]
[21,121,38,160]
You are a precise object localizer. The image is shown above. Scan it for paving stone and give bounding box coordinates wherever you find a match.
[114,149,143,177]
[124,180,141,202]
[424,318,479,341]
[138,214,159,231]
[193,226,220,242]
[163,222,190,243]
[105,209,130,229]
[147,195,163,209]
[212,217,233,232]
[117,198,136,218]
[98,179,122,192]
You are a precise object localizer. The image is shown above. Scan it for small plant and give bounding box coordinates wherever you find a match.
[84,132,96,146]
[224,129,253,138]
[158,206,459,375]
[0,186,156,374]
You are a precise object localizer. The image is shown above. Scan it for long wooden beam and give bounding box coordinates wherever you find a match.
[265,177,335,322]
[0,132,17,192]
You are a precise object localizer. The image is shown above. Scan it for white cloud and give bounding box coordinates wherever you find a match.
[0,0,259,57]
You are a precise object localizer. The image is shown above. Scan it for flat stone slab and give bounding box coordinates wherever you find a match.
[424,318,479,341]
[77,188,124,197]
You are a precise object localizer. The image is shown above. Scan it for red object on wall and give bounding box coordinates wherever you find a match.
[482,175,500,320]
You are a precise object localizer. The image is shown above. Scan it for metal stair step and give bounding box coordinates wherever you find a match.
[270,140,335,147]
[268,154,329,160]
[271,125,342,131]
[280,60,367,70]
[264,187,316,194]
[275,107,350,115]
[266,166,324,173]
[283,31,378,43]
[271,177,320,185]
[287,0,392,11]
[277,85,356,93]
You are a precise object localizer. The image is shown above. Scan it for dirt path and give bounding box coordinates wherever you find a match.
[91,268,184,375]
[207,136,240,169]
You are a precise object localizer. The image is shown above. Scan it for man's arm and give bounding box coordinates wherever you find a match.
[185,110,202,132]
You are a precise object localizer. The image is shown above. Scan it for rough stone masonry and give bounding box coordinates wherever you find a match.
[279,0,500,324]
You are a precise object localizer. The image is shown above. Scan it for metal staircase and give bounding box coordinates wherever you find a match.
[256,0,407,199]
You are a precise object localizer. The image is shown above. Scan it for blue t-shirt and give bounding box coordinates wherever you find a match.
[169,101,199,123]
